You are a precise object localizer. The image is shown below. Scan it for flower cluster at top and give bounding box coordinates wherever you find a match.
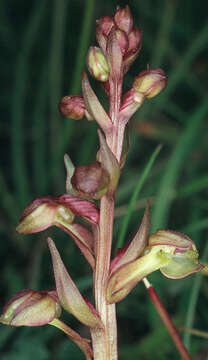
[59,5,167,150]
[0,6,203,360]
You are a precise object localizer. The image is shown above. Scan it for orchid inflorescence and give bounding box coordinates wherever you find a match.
[0,6,203,360]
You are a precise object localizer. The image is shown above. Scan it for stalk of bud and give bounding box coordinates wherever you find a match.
[133,68,167,98]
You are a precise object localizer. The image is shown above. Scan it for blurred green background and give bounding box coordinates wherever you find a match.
[1,0,208,358]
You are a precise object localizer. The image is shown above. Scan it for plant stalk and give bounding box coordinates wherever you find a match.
[91,196,118,359]
[91,73,123,360]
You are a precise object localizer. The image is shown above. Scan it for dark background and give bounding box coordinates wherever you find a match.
[1,0,208,359]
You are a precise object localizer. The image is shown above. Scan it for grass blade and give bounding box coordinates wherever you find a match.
[117,144,162,249]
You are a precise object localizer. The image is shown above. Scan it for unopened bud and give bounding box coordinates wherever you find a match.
[127,27,142,54]
[115,29,129,56]
[71,161,110,200]
[16,196,75,234]
[123,27,142,73]
[114,5,133,35]
[59,95,85,120]
[16,194,100,235]
[96,15,114,38]
[96,16,114,54]
[133,68,167,99]
[87,46,110,82]
[0,290,61,326]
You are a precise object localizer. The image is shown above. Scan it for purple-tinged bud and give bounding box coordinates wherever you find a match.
[96,16,114,54]
[122,27,142,73]
[0,290,61,326]
[114,5,133,35]
[16,196,75,234]
[87,46,110,82]
[133,68,167,99]
[96,15,114,38]
[127,27,142,54]
[59,95,85,120]
[71,161,110,200]
[115,29,129,56]
[16,194,99,236]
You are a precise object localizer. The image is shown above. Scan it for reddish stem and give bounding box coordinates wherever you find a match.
[144,279,192,360]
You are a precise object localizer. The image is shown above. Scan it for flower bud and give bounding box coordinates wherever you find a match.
[133,68,167,99]
[115,29,129,56]
[59,95,85,120]
[87,46,110,82]
[96,15,114,38]
[96,16,114,54]
[16,194,99,236]
[71,161,110,200]
[0,290,61,326]
[122,27,142,73]
[16,196,75,234]
[114,5,133,35]
[127,27,142,54]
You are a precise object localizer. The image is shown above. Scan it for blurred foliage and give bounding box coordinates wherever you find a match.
[1,0,208,359]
